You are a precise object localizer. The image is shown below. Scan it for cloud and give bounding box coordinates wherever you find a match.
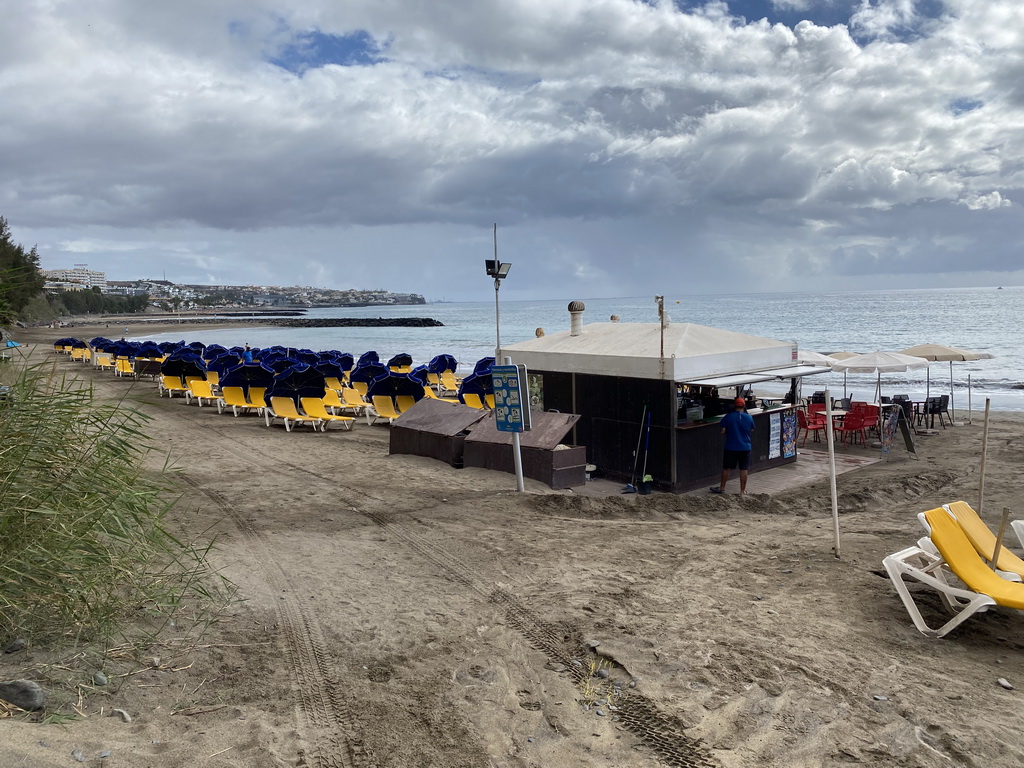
[850,0,918,40]
[961,192,1012,211]
[2,0,1023,301]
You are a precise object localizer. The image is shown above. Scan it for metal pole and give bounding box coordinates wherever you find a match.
[493,223,501,360]
[494,277,501,359]
[506,355,525,492]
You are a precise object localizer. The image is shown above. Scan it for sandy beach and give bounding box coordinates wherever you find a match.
[3,319,1024,768]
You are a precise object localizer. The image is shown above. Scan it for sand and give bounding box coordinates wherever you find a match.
[2,319,1023,768]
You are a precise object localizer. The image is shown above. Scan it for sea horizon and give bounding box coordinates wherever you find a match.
[126,285,1022,412]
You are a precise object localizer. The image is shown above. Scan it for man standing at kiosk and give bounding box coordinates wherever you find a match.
[710,398,755,495]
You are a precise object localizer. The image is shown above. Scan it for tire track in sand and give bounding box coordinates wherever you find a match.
[360,508,719,768]
[179,477,365,768]
[130,381,716,768]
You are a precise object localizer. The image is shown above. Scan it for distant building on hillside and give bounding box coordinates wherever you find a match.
[43,266,107,290]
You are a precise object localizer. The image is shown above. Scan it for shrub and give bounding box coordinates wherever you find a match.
[0,360,223,643]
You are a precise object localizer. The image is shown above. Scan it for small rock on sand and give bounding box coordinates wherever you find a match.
[0,680,45,711]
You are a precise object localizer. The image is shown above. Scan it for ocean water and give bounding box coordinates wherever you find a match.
[136,285,1024,411]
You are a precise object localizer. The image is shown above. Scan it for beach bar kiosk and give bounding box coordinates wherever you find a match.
[500,301,829,493]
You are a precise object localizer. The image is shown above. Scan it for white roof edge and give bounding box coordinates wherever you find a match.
[683,365,831,388]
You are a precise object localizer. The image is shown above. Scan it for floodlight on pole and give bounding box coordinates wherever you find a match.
[486,224,511,359]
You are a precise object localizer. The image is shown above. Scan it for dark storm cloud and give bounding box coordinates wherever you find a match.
[2,0,1023,300]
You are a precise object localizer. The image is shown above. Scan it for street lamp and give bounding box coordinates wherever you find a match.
[485,225,525,493]
[485,225,511,359]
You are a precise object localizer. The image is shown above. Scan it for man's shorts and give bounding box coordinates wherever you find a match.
[723,450,751,471]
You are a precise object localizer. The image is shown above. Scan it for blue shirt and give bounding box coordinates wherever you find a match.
[721,410,755,452]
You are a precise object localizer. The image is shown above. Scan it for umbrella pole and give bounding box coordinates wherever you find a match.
[968,374,973,425]
[875,372,882,438]
[978,399,991,515]
[991,507,1011,573]
[824,388,840,559]
[949,360,956,425]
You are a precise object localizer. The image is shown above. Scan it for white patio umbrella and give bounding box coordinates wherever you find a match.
[898,344,994,423]
[826,351,862,398]
[831,351,931,417]
[792,351,836,403]
[797,350,837,366]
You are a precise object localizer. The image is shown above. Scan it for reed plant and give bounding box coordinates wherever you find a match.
[0,360,223,644]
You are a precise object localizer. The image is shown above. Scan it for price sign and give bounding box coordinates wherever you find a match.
[491,364,532,433]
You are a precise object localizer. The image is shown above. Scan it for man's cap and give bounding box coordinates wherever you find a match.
[734,397,746,407]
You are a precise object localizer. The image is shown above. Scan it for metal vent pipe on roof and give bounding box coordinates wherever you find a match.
[568,301,585,336]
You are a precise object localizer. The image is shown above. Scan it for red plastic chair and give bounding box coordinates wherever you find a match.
[834,411,868,447]
[797,409,826,446]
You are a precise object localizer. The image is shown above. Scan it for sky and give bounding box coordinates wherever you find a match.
[2,0,1023,302]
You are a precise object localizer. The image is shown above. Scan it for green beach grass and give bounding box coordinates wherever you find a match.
[0,357,225,645]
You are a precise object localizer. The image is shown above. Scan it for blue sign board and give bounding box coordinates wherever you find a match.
[491,364,531,433]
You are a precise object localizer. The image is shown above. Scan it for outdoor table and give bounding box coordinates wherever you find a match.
[827,409,849,429]
[911,401,932,429]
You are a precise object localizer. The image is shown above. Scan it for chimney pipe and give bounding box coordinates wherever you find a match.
[568,300,585,337]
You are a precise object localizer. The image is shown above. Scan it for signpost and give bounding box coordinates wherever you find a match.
[492,364,531,433]
[492,362,531,492]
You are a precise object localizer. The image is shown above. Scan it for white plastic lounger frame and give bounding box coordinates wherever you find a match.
[882,546,998,638]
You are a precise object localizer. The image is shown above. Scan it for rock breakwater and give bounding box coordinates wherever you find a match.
[271,317,444,328]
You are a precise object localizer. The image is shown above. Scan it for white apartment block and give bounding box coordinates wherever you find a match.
[43,266,107,290]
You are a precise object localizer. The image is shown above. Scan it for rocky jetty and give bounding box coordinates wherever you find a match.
[270,317,444,328]
[126,316,445,328]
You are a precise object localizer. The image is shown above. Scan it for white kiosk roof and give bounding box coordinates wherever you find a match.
[501,322,799,382]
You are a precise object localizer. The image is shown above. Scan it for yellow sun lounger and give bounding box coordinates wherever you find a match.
[300,397,355,431]
[339,387,369,417]
[395,395,418,413]
[439,370,460,395]
[918,501,1024,580]
[248,387,268,413]
[217,386,262,416]
[368,396,402,425]
[321,388,345,413]
[462,393,487,410]
[185,379,219,407]
[159,375,189,398]
[422,388,459,405]
[884,506,1024,638]
[265,396,323,432]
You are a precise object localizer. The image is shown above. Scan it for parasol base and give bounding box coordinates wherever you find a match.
[916,428,939,436]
